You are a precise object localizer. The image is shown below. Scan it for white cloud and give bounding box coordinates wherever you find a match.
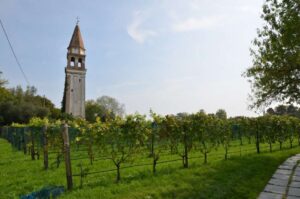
[172,16,223,32]
[235,5,259,15]
[127,11,157,44]
[189,0,202,10]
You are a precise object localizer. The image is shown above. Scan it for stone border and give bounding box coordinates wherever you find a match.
[258,154,300,199]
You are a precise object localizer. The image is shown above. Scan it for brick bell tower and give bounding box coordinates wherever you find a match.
[62,22,86,118]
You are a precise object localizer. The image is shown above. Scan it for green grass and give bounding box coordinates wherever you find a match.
[1,138,300,199]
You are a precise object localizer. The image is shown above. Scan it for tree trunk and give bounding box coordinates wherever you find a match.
[88,137,93,165]
[239,145,242,157]
[184,141,188,168]
[184,155,188,168]
[43,126,48,170]
[89,153,93,165]
[255,127,260,154]
[150,133,154,157]
[280,142,282,150]
[153,158,157,174]
[22,131,27,155]
[182,155,185,167]
[204,152,207,164]
[116,164,121,183]
[28,146,31,156]
[225,147,228,160]
[23,143,27,154]
[31,131,35,160]
[18,136,21,150]
[256,141,260,154]
[80,164,83,188]
[56,154,60,168]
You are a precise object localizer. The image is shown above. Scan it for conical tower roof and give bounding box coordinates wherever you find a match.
[68,24,85,50]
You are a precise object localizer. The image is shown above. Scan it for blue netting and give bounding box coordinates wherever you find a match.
[20,186,64,199]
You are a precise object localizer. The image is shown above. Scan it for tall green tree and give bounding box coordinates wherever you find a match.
[0,83,61,125]
[0,71,7,87]
[85,100,107,122]
[96,96,125,117]
[244,0,300,109]
[85,96,125,122]
[215,109,227,120]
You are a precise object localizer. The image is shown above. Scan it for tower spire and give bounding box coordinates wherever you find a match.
[68,23,85,50]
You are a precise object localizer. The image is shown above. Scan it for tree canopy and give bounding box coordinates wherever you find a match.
[266,104,300,118]
[0,72,61,125]
[0,72,7,87]
[85,96,125,122]
[215,109,227,119]
[244,0,300,109]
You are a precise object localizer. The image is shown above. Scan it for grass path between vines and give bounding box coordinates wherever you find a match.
[1,138,300,198]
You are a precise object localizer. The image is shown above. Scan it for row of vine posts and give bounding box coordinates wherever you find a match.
[1,113,300,191]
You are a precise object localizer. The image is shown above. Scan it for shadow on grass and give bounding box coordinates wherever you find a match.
[159,154,288,199]
[67,149,299,199]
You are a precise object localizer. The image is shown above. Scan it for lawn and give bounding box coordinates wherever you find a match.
[0,138,299,199]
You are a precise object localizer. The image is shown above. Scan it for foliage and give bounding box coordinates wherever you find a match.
[85,96,125,122]
[244,0,300,109]
[0,85,61,125]
[61,75,68,113]
[267,104,300,118]
[101,114,149,182]
[4,108,300,185]
[215,109,227,119]
[0,71,7,87]
[0,72,64,125]
[218,119,231,159]
[2,134,300,198]
[29,117,49,127]
[149,110,166,173]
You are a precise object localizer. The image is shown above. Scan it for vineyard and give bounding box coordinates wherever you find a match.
[1,112,300,198]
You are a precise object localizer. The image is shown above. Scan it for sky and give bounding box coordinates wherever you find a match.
[0,0,264,117]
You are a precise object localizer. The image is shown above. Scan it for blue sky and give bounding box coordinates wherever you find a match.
[0,0,264,117]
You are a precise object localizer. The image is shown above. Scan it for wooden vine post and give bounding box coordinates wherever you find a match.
[43,125,48,170]
[255,120,260,154]
[62,123,73,190]
[184,132,188,168]
[23,127,27,155]
[30,129,35,160]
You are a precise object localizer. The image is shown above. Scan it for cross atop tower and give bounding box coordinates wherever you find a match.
[76,17,80,25]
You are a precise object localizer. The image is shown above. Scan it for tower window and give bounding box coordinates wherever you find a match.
[70,57,75,67]
[78,58,82,68]
[79,79,81,82]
